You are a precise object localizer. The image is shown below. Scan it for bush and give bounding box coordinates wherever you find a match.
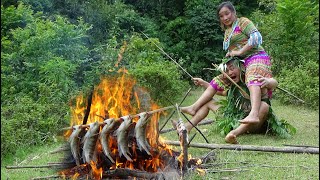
[1,95,70,159]
[130,61,189,106]
[276,60,319,108]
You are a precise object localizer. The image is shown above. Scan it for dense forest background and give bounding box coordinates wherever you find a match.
[1,0,318,159]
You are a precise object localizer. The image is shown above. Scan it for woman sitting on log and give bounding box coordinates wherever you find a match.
[179,57,296,144]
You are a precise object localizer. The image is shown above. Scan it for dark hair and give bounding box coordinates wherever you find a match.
[216,1,237,30]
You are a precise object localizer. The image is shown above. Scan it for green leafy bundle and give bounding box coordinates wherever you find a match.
[214,83,296,138]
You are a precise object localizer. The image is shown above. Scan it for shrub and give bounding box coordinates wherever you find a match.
[277,60,319,108]
[130,61,189,106]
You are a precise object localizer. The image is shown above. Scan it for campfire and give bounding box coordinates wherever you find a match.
[59,69,204,179]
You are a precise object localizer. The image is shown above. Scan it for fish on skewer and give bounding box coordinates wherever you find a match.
[116,115,133,161]
[100,118,119,163]
[134,112,152,155]
[68,125,84,166]
[82,121,100,164]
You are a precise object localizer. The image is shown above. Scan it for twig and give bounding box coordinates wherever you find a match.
[188,133,197,146]
[159,88,192,131]
[180,112,209,143]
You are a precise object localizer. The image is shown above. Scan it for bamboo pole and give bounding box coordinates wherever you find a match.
[61,105,174,131]
[163,141,319,154]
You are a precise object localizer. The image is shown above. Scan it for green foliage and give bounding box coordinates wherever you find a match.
[1,3,35,37]
[267,108,296,138]
[251,0,319,108]
[277,60,319,108]
[52,0,149,45]
[1,95,70,159]
[123,35,189,106]
[1,3,91,158]
[130,61,189,106]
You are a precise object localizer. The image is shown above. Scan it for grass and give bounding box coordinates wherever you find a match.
[1,88,319,179]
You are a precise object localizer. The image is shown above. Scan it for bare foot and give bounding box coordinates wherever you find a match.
[225,132,238,144]
[180,106,196,116]
[239,114,260,124]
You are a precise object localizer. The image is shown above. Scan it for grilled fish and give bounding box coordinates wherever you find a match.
[116,115,133,161]
[100,118,118,163]
[82,121,100,164]
[68,125,83,166]
[134,112,151,155]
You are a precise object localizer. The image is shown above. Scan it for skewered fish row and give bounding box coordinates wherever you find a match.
[68,112,157,166]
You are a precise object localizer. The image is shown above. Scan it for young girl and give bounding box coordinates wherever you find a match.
[217,1,273,124]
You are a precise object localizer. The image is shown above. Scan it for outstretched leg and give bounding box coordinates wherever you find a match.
[180,86,217,116]
[225,101,269,144]
[184,100,220,132]
[239,85,261,124]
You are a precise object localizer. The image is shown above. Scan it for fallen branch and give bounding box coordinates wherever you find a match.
[103,168,178,179]
[5,164,70,169]
[49,147,70,154]
[164,141,319,154]
[31,175,61,180]
[283,144,319,148]
[205,168,250,173]
[160,119,214,134]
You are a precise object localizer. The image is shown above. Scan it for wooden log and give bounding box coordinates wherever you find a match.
[164,141,319,154]
[103,168,171,179]
[160,119,214,134]
[61,105,174,131]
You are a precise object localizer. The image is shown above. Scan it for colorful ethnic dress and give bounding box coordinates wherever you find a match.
[223,17,273,87]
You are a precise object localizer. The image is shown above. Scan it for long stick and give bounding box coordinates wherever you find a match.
[5,164,69,169]
[206,66,305,103]
[164,141,319,154]
[140,31,193,79]
[160,119,214,134]
[62,105,174,131]
[276,86,305,103]
[212,63,250,99]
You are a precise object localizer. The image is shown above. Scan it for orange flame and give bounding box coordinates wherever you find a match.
[64,68,176,179]
[90,161,103,180]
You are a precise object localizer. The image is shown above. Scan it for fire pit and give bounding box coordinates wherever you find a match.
[58,71,205,179]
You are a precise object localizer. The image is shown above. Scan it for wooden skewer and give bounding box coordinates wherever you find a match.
[61,105,174,131]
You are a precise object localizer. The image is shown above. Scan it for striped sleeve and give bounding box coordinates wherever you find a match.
[239,17,263,47]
